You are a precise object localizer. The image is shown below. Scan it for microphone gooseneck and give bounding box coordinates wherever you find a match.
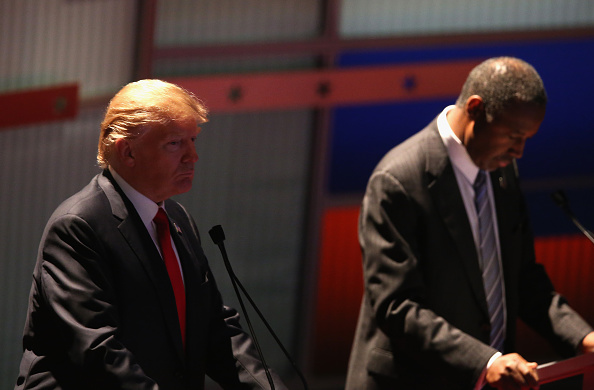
[208,225,275,390]
[551,190,594,245]
[551,190,568,209]
[208,225,309,390]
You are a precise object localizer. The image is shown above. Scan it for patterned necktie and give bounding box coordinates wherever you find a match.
[154,208,186,346]
[474,170,505,352]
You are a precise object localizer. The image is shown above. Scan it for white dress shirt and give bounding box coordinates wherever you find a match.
[436,106,506,388]
[109,167,185,283]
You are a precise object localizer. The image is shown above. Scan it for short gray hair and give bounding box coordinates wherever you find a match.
[455,57,547,121]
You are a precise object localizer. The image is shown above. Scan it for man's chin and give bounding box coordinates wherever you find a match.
[486,156,513,170]
[177,178,194,194]
[481,159,511,172]
[497,158,514,168]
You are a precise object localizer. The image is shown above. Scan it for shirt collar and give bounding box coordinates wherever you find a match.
[437,105,480,184]
[109,166,161,226]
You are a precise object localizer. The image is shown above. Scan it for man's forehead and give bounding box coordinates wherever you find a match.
[152,119,200,136]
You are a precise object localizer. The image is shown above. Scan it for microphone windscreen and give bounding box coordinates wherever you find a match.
[209,225,226,244]
[551,190,568,208]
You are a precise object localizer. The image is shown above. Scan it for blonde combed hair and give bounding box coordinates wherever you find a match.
[97,79,208,169]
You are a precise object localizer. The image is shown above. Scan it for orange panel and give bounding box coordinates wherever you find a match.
[534,235,594,325]
[166,59,480,113]
[311,206,362,375]
[0,84,78,129]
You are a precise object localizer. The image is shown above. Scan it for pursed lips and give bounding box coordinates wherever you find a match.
[177,169,194,178]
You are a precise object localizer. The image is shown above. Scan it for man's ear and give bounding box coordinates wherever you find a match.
[114,138,135,167]
[465,95,485,121]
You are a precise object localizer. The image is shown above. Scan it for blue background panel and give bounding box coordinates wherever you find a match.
[330,37,594,237]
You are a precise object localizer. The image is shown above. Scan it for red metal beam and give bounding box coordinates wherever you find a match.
[166,59,480,113]
[0,84,78,129]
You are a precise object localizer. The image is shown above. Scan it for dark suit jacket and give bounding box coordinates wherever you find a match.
[345,119,593,390]
[16,170,286,390]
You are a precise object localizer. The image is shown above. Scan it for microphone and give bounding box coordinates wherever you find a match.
[551,190,594,245]
[209,225,309,390]
[209,224,226,245]
[208,225,275,390]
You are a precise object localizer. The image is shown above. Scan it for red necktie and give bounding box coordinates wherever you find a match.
[153,208,186,346]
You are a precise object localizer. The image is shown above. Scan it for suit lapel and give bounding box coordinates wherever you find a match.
[98,171,186,363]
[490,164,519,293]
[167,214,206,287]
[165,204,213,361]
[423,125,490,319]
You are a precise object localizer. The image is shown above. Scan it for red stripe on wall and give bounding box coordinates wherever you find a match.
[167,60,479,113]
[311,206,362,375]
[0,84,78,129]
[534,235,594,325]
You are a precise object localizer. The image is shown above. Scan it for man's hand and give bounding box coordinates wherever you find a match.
[486,353,539,389]
[580,332,594,354]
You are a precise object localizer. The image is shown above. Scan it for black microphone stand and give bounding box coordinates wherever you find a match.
[209,225,309,390]
[551,190,594,245]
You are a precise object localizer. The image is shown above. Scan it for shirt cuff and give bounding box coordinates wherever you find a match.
[474,352,502,390]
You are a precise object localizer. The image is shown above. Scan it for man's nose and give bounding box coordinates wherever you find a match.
[184,144,199,163]
[509,139,526,159]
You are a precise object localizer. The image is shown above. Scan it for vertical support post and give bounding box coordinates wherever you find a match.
[134,0,158,80]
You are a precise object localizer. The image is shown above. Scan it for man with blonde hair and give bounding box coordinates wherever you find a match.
[16,80,287,390]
